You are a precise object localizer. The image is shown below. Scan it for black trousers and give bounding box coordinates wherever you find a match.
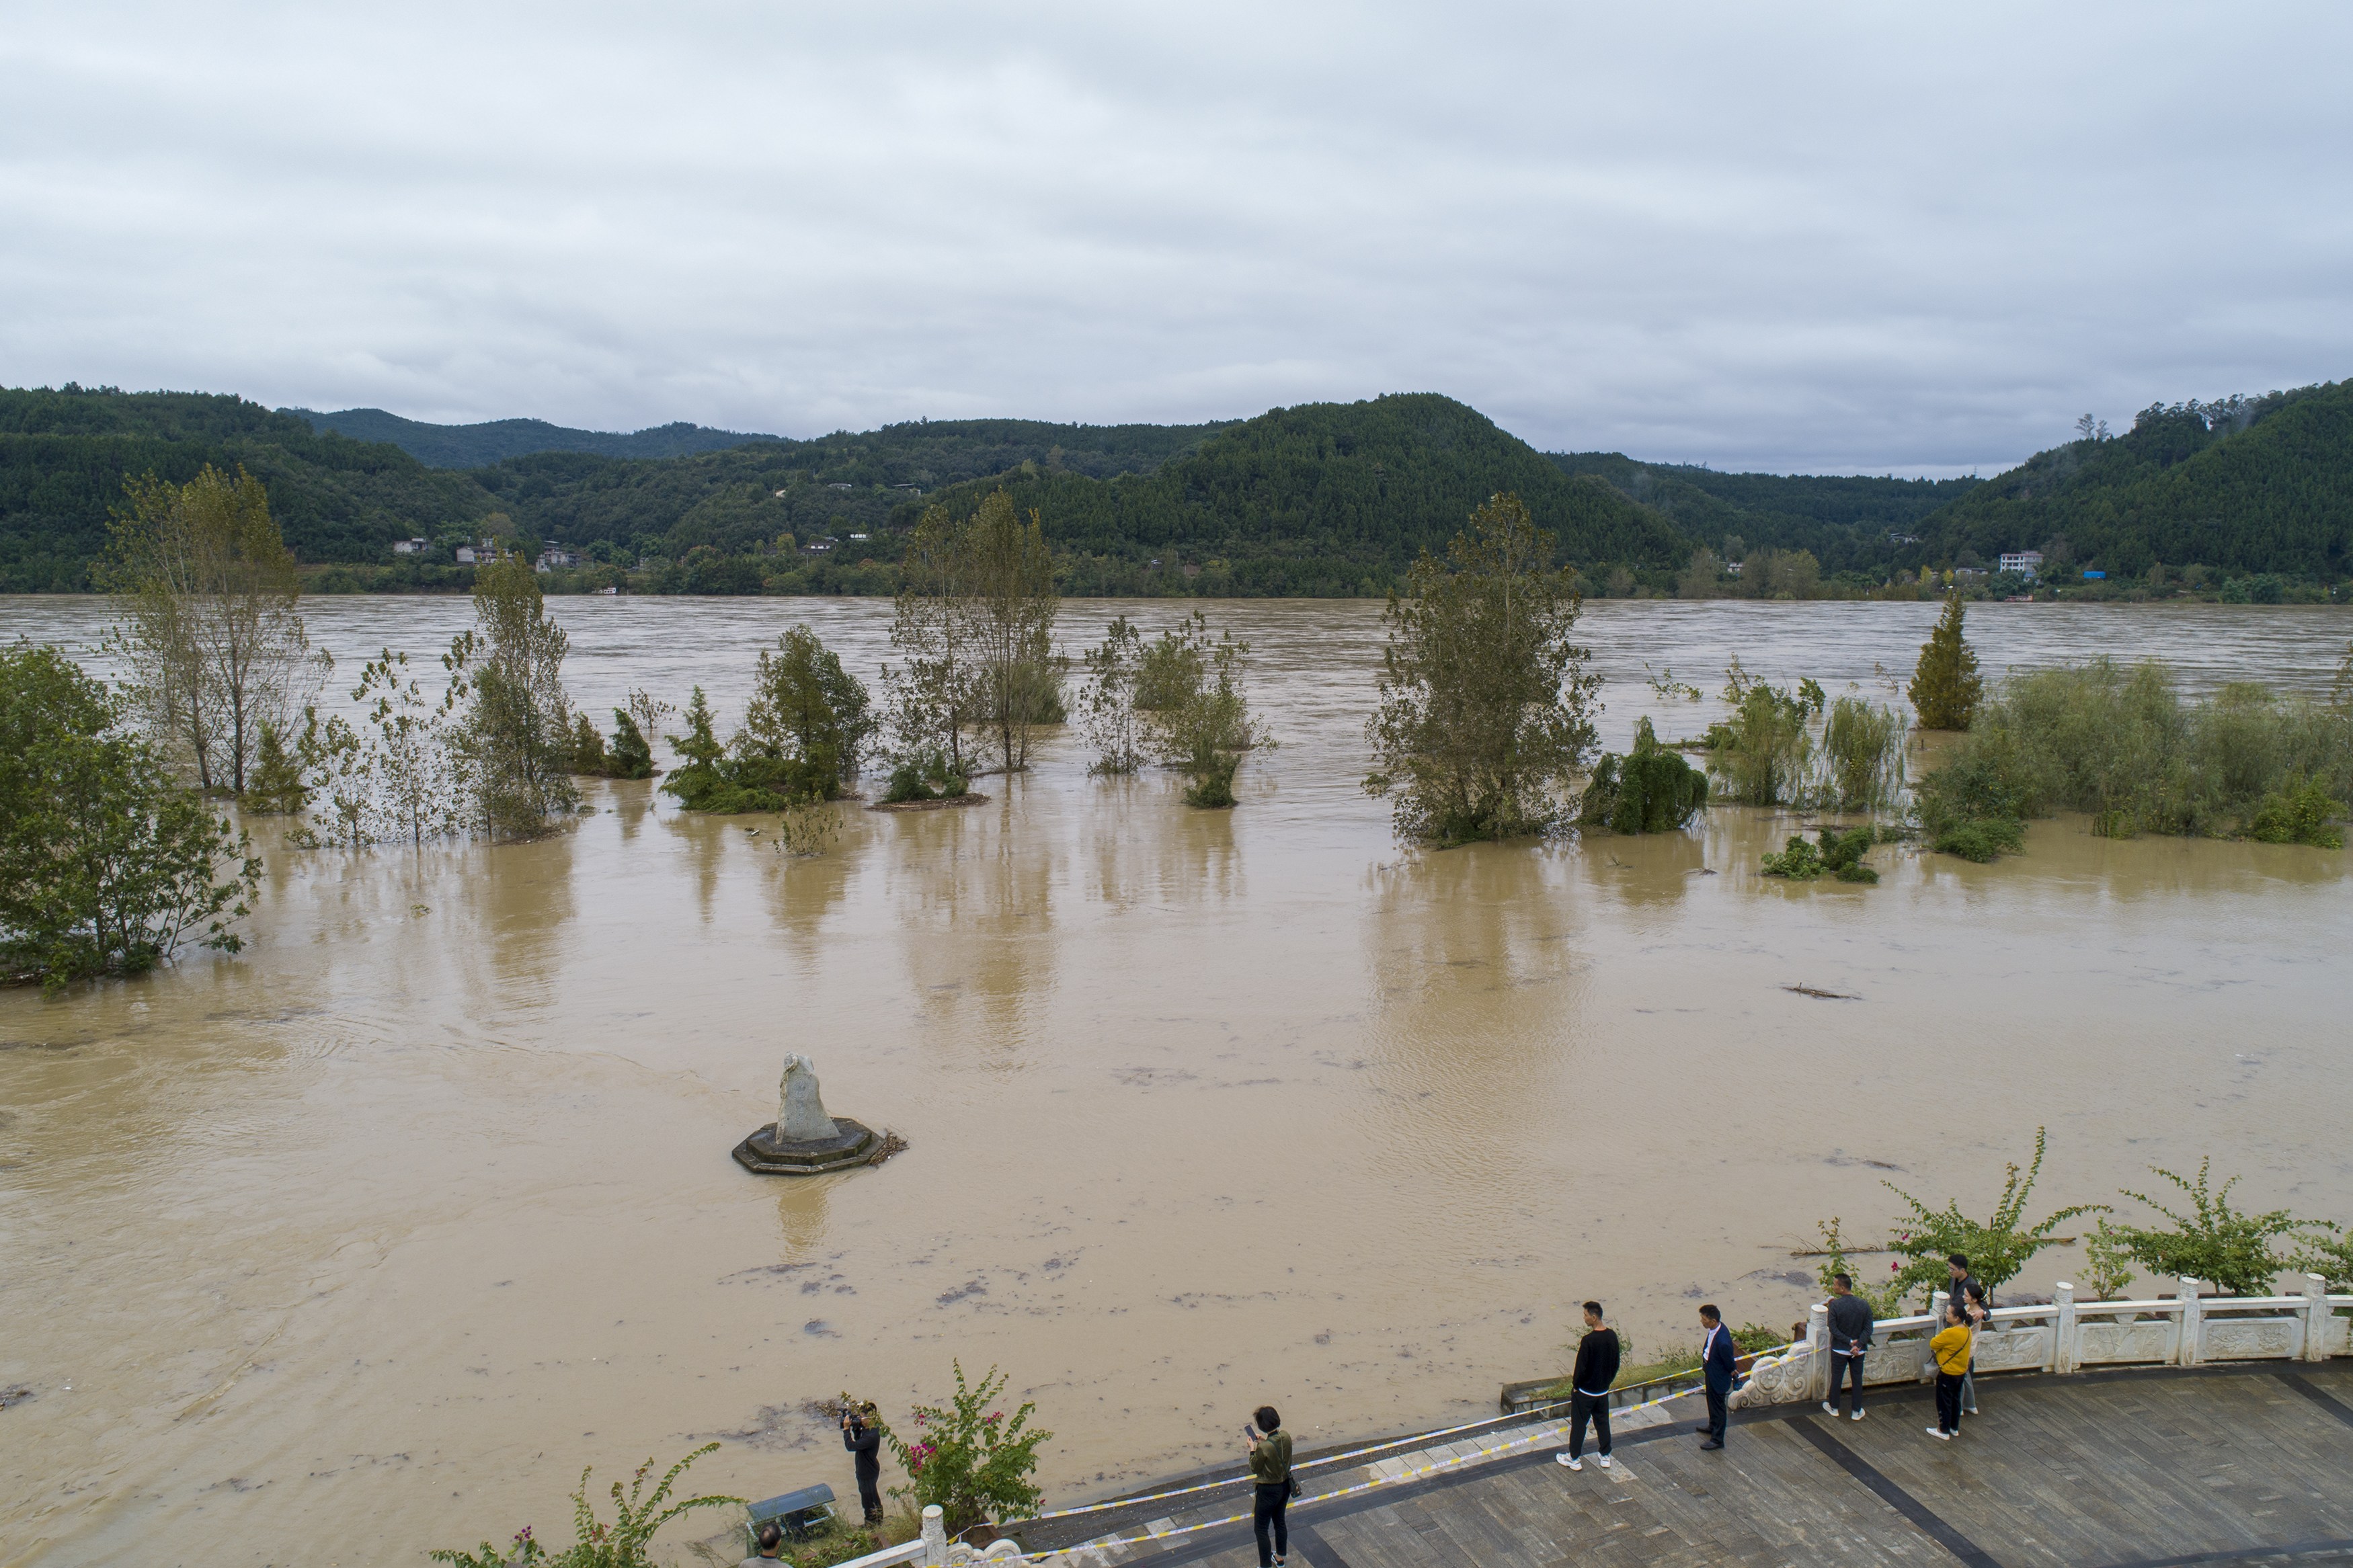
[1935,1371,1964,1434]
[1703,1385,1728,1441]
[1827,1349,1866,1412]
[1252,1482,1289,1565]
[1569,1391,1611,1457]
[856,1464,882,1524]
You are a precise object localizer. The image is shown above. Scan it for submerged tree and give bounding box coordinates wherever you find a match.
[1,643,260,990]
[736,624,874,797]
[447,558,578,837]
[886,503,983,774]
[1704,664,1822,807]
[102,465,326,794]
[1078,616,1147,776]
[662,628,871,814]
[961,491,1062,773]
[1909,591,1984,730]
[1363,493,1600,845]
[1135,612,1271,808]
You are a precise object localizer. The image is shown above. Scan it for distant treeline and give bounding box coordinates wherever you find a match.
[4,380,2350,600]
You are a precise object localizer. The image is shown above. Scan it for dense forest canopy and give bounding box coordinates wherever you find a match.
[1548,452,1981,576]
[1910,380,2353,578]
[0,387,491,591]
[285,407,783,468]
[3,379,2348,597]
[901,394,1689,595]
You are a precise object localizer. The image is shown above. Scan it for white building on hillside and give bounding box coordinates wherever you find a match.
[1999,550,2044,578]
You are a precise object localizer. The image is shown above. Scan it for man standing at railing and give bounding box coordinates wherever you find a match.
[1555,1301,1621,1472]
[1822,1274,1874,1421]
[1698,1305,1734,1450]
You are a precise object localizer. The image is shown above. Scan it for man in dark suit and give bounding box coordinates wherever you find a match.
[1698,1305,1734,1450]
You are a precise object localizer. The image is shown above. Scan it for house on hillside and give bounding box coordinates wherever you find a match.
[391,536,428,556]
[535,547,578,573]
[1999,550,2043,578]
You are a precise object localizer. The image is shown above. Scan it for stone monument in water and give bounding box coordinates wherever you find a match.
[732,1053,880,1175]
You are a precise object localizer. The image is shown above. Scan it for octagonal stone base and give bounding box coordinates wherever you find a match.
[732,1118,880,1175]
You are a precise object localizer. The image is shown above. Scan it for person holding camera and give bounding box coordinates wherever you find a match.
[1243,1404,1295,1568]
[842,1402,884,1524]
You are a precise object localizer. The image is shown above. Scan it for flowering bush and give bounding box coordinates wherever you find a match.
[885,1362,1052,1537]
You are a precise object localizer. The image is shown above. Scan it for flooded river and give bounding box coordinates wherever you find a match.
[3,597,2349,1567]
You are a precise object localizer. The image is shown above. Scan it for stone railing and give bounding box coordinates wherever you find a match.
[1734,1273,2352,1408]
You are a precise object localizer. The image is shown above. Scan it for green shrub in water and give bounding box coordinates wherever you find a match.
[2246,774,2344,848]
[1579,717,1709,833]
[882,748,969,804]
[1761,825,1878,882]
[1916,657,2352,854]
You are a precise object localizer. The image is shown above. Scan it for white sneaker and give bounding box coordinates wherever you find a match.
[1821,1401,1836,1415]
[1597,1455,1613,1469]
[1850,1409,1865,1421]
[1556,1454,1582,1471]
[1926,1426,1950,1440]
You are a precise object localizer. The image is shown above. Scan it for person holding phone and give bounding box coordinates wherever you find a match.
[1243,1404,1293,1567]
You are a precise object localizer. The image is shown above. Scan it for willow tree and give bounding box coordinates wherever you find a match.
[102,465,323,794]
[448,558,577,837]
[1909,591,1984,730]
[1363,493,1600,845]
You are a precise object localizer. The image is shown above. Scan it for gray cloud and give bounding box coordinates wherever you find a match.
[3,1,2348,474]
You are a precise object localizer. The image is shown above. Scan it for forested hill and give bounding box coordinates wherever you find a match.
[901,395,1691,595]
[0,387,492,590]
[9,380,2347,596]
[1909,380,2353,578]
[284,407,780,467]
[0,386,1234,590]
[1549,452,1979,576]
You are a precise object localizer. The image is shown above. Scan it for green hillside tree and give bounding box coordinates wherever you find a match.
[1909,592,1984,730]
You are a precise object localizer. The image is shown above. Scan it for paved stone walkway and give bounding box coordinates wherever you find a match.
[1023,1363,2353,1568]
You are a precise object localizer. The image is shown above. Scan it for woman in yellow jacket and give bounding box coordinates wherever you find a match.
[1928,1303,1973,1440]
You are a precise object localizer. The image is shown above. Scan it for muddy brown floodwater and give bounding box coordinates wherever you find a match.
[2,597,2350,1567]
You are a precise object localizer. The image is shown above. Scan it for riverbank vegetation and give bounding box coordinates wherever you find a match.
[1,643,260,989]
[1363,493,1601,845]
[1915,653,2353,856]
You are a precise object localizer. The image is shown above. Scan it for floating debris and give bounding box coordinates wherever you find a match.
[1786,984,1860,1000]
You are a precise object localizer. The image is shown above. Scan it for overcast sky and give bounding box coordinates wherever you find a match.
[4,3,2348,476]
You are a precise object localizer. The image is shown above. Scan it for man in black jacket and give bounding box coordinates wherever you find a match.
[842,1403,884,1524]
[1698,1305,1734,1450]
[1822,1274,1874,1420]
[1555,1301,1621,1472]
